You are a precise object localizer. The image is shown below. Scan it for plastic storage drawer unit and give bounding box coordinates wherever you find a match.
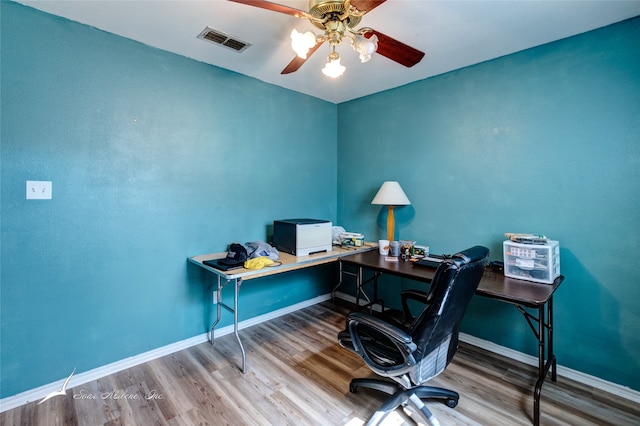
[503,240,560,284]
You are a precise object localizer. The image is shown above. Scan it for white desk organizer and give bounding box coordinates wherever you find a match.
[503,240,560,284]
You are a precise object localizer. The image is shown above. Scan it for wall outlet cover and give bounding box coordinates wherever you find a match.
[26,181,52,200]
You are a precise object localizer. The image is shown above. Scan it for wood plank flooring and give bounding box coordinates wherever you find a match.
[2,301,639,425]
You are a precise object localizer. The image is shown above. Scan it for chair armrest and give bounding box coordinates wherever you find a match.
[401,289,431,321]
[402,289,430,303]
[347,311,418,375]
[347,311,415,347]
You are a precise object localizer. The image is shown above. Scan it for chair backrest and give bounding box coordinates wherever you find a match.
[407,245,489,384]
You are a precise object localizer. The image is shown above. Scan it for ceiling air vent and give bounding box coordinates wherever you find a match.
[197,27,251,53]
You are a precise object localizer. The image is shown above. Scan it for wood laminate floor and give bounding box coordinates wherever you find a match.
[2,301,638,425]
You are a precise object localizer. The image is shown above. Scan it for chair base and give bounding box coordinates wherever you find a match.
[350,378,459,426]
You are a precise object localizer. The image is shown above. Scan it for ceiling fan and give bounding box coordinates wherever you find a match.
[229,0,425,78]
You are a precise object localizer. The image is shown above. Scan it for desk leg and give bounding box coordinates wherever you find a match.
[209,276,223,345]
[549,297,557,381]
[331,261,344,301]
[334,260,361,302]
[355,266,366,308]
[234,278,246,374]
[208,276,246,374]
[354,267,383,314]
[533,297,556,426]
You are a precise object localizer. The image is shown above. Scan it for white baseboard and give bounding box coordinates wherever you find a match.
[2,292,638,412]
[0,294,330,413]
[459,333,640,403]
[458,333,640,404]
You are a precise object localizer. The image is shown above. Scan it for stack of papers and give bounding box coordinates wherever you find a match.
[505,233,549,244]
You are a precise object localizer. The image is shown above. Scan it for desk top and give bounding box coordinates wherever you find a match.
[340,250,563,308]
[189,244,377,281]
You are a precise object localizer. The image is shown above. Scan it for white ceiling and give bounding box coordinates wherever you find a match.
[15,0,640,103]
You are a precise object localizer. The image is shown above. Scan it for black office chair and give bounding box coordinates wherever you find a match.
[338,245,489,426]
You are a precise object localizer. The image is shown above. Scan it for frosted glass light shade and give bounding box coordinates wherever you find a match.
[291,29,316,59]
[353,34,378,63]
[322,57,345,78]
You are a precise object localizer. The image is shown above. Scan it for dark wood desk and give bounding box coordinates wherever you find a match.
[339,250,564,426]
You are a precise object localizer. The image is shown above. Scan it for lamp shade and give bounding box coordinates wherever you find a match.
[371,181,411,206]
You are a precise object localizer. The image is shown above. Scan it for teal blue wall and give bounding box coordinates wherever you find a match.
[1,2,337,398]
[337,17,640,390]
[2,1,639,399]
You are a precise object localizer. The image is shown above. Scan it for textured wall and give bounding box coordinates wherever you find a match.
[1,2,337,398]
[337,17,640,390]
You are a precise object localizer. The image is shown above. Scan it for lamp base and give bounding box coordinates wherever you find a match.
[387,205,395,242]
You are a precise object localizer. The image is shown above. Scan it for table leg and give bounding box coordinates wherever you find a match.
[549,297,557,381]
[334,260,361,302]
[209,276,223,344]
[355,266,368,308]
[533,297,556,426]
[234,278,246,373]
[208,276,246,374]
[331,260,344,301]
[353,267,384,314]
[372,271,383,313]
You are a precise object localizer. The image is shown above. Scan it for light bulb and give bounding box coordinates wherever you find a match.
[290,29,316,59]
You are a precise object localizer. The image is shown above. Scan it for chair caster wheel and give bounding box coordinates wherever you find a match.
[350,384,359,393]
[446,398,458,408]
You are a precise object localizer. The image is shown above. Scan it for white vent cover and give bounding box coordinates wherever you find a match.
[197,27,251,53]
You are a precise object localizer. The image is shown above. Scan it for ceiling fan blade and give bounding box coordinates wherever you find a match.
[228,0,310,18]
[350,0,387,14]
[281,41,324,74]
[366,30,425,68]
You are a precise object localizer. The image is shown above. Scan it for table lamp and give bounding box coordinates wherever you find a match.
[371,181,411,242]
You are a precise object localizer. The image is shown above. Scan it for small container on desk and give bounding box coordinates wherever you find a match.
[340,232,365,247]
[503,240,560,284]
[389,241,400,257]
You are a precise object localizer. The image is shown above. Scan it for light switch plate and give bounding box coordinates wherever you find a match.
[26,181,52,200]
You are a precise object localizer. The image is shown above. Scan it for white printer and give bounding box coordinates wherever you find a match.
[273,219,332,256]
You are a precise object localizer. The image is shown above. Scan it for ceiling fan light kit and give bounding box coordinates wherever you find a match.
[230,0,425,77]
